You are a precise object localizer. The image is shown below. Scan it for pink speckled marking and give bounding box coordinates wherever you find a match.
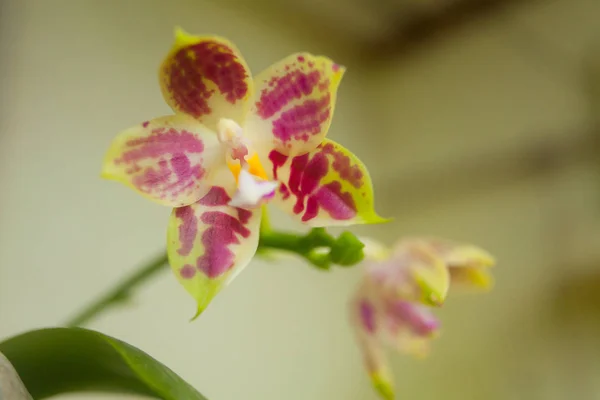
[303,182,356,221]
[288,153,310,213]
[301,196,319,222]
[175,206,198,256]
[237,208,252,224]
[270,148,357,222]
[301,153,328,192]
[197,210,252,278]
[125,165,142,174]
[279,183,290,199]
[390,301,440,336]
[199,186,231,206]
[171,153,203,183]
[320,142,363,188]
[268,150,290,200]
[297,55,305,62]
[142,121,149,128]
[165,41,249,118]
[132,159,171,192]
[180,264,197,279]
[255,70,321,119]
[118,128,204,162]
[268,150,288,179]
[359,299,376,334]
[115,127,206,202]
[272,94,331,143]
[176,186,254,279]
[332,63,340,72]
[317,80,330,91]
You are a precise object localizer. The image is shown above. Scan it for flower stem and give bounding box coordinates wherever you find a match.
[65,226,363,327]
[65,252,168,327]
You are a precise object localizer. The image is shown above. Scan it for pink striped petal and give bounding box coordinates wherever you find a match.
[102,115,228,207]
[381,240,450,306]
[245,53,345,155]
[387,301,440,337]
[167,186,261,317]
[160,28,253,131]
[383,301,440,359]
[266,139,386,226]
[349,290,395,400]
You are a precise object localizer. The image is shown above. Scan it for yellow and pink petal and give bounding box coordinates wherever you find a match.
[386,301,440,338]
[383,301,440,359]
[449,265,494,291]
[350,292,396,400]
[101,115,228,207]
[414,238,495,291]
[159,28,253,131]
[245,53,345,155]
[424,238,495,270]
[266,139,386,226]
[167,186,262,317]
[387,240,450,306]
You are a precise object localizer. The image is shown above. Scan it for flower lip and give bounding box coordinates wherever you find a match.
[217,118,269,184]
[216,118,278,209]
[228,169,278,209]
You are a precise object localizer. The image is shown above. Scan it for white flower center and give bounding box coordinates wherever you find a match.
[217,118,278,209]
[217,118,248,161]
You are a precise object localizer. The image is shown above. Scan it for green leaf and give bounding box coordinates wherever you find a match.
[0,327,207,400]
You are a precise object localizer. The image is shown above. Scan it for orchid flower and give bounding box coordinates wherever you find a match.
[101,28,385,317]
[350,237,495,399]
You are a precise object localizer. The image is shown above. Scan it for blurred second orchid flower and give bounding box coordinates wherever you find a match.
[350,237,495,399]
[101,27,385,318]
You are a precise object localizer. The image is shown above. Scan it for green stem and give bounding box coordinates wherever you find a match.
[65,253,168,327]
[66,226,362,327]
[258,231,302,252]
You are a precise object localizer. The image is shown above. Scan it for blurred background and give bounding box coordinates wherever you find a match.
[1,0,600,399]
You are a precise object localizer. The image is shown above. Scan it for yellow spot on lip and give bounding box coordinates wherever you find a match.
[227,152,268,183]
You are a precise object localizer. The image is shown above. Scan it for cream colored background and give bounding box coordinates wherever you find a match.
[1,0,600,399]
